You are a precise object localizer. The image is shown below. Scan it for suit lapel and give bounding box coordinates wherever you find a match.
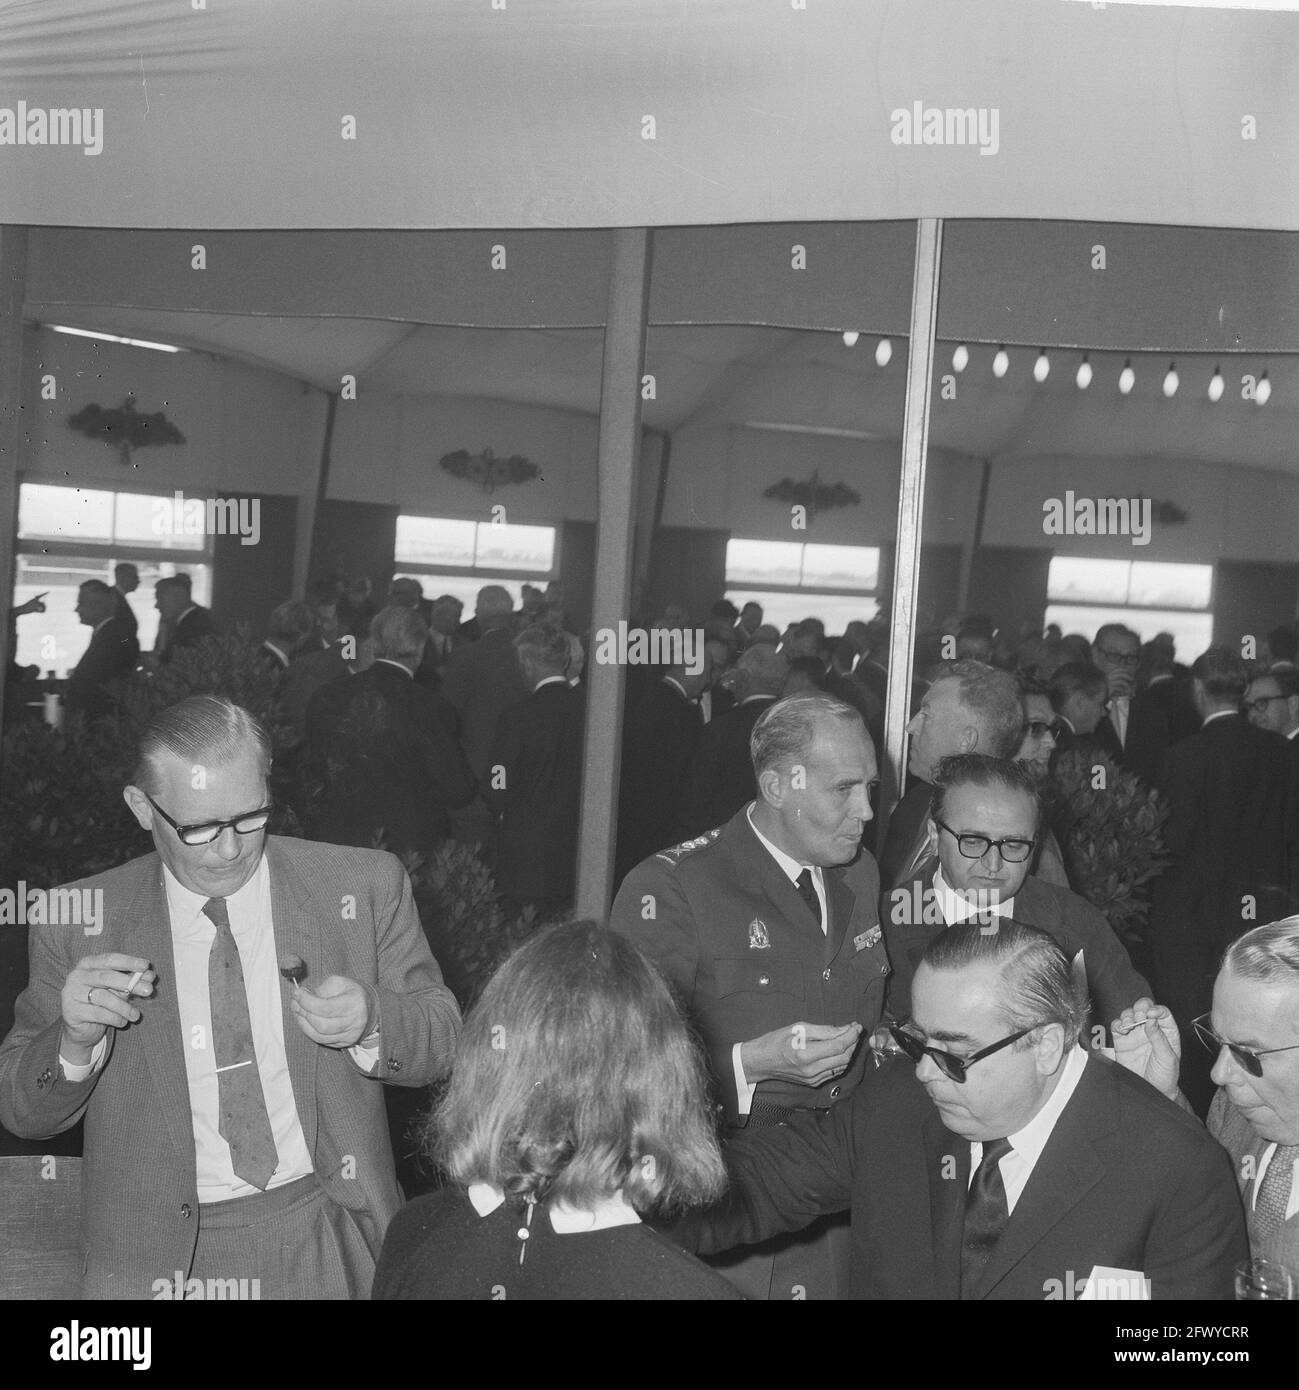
[131,859,199,1169]
[970,1059,1110,1299]
[924,1109,967,1300]
[265,840,321,1148]
[823,867,854,965]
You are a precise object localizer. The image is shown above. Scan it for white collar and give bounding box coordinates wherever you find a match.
[746,803,821,889]
[533,675,568,691]
[1287,728,1299,741]
[932,863,1015,923]
[374,657,413,678]
[176,605,197,624]
[1202,708,1237,726]
[661,675,691,700]
[999,1045,1090,1166]
[162,853,267,942]
[466,1183,641,1233]
[93,615,115,633]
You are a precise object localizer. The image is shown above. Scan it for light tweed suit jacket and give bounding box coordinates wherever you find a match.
[1209,1088,1299,1279]
[0,837,460,1299]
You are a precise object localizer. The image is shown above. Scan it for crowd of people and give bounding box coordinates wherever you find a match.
[1,572,1297,1301]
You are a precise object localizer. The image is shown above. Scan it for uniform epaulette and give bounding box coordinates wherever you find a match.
[652,826,723,864]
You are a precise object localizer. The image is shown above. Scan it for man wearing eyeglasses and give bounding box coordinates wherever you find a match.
[1090,625,1197,787]
[1245,670,1299,910]
[883,754,1150,1040]
[0,695,461,1299]
[670,921,1244,1298]
[1112,917,1299,1283]
[1148,647,1291,1116]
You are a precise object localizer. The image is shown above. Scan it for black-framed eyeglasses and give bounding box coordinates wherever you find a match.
[1025,719,1064,741]
[146,793,272,847]
[935,818,1037,864]
[1192,1014,1299,1078]
[1245,694,1288,715]
[888,1021,1045,1083]
[1095,647,1139,668]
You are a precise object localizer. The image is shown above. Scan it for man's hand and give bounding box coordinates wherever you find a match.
[290,975,375,1049]
[12,593,47,618]
[740,1021,863,1088]
[60,954,155,1061]
[1111,997,1180,1100]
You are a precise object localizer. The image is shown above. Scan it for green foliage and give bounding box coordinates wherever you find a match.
[397,840,539,1009]
[1052,747,1171,945]
[0,628,299,888]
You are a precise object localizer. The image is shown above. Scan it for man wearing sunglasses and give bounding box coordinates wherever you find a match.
[1112,917,1299,1281]
[0,695,461,1300]
[671,921,1244,1299]
[884,754,1150,1042]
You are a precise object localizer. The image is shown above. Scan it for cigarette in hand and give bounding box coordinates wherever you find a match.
[110,968,146,1000]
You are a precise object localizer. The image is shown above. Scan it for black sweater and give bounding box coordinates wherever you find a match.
[374,1188,743,1301]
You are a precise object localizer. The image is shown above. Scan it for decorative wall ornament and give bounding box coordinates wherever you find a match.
[67,394,186,467]
[439,447,541,493]
[763,471,861,520]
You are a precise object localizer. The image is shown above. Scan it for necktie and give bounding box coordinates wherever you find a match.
[795,868,823,932]
[203,897,278,1191]
[1252,1144,1298,1246]
[961,1137,1013,1297]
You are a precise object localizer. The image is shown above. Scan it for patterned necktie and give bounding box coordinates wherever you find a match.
[203,897,278,1191]
[961,1137,1013,1297]
[795,868,823,932]
[1252,1144,1298,1246]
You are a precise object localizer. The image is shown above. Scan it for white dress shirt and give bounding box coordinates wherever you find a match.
[60,855,379,1203]
[467,1183,642,1233]
[730,803,828,1115]
[968,1045,1089,1213]
[932,864,1016,925]
[1108,695,1130,749]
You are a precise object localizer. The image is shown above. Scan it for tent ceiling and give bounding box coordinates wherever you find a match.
[27,305,1296,470]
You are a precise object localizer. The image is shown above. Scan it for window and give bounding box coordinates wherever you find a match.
[1045,556,1214,661]
[725,538,881,633]
[393,515,558,611]
[12,482,212,674]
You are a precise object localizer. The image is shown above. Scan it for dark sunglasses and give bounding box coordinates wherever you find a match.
[888,1020,1045,1083]
[146,793,273,847]
[1026,719,1064,740]
[1193,1014,1299,1078]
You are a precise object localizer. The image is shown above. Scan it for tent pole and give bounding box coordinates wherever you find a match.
[877,219,942,851]
[0,226,29,745]
[575,228,652,922]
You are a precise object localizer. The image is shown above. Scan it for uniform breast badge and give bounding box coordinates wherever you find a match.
[853,926,882,952]
[748,919,770,950]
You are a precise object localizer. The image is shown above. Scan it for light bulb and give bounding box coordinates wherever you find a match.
[1163,363,1179,398]
[952,344,969,373]
[1033,349,1050,383]
[842,331,859,348]
[1256,372,1272,405]
[1076,356,1093,390]
[992,347,1009,379]
[1119,360,1135,395]
[1208,366,1224,403]
[875,337,892,367]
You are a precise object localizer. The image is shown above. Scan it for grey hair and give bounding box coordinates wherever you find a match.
[930,660,1025,758]
[735,641,789,698]
[921,921,1088,1048]
[370,604,430,663]
[750,692,864,778]
[132,696,271,795]
[514,623,570,673]
[267,599,316,646]
[1222,916,1299,986]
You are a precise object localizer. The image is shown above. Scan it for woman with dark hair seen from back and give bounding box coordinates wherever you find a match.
[373,920,741,1300]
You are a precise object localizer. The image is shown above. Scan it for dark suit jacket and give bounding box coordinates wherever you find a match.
[878,779,934,890]
[303,661,476,855]
[1209,1088,1299,1273]
[281,639,353,740]
[112,589,138,640]
[0,838,461,1300]
[65,617,139,720]
[883,869,1152,1040]
[610,809,890,1125]
[677,696,776,839]
[1095,680,1199,785]
[1150,715,1291,957]
[676,1052,1245,1299]
[1284,733,1299,911]
[483,680,585,903]
[440,625,529,782]
[616,677,704,881]
[158,605,218,664]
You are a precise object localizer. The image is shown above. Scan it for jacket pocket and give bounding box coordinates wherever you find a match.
[714,956,805,1010]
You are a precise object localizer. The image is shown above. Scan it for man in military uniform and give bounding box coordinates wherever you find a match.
[611,692,888,1300]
